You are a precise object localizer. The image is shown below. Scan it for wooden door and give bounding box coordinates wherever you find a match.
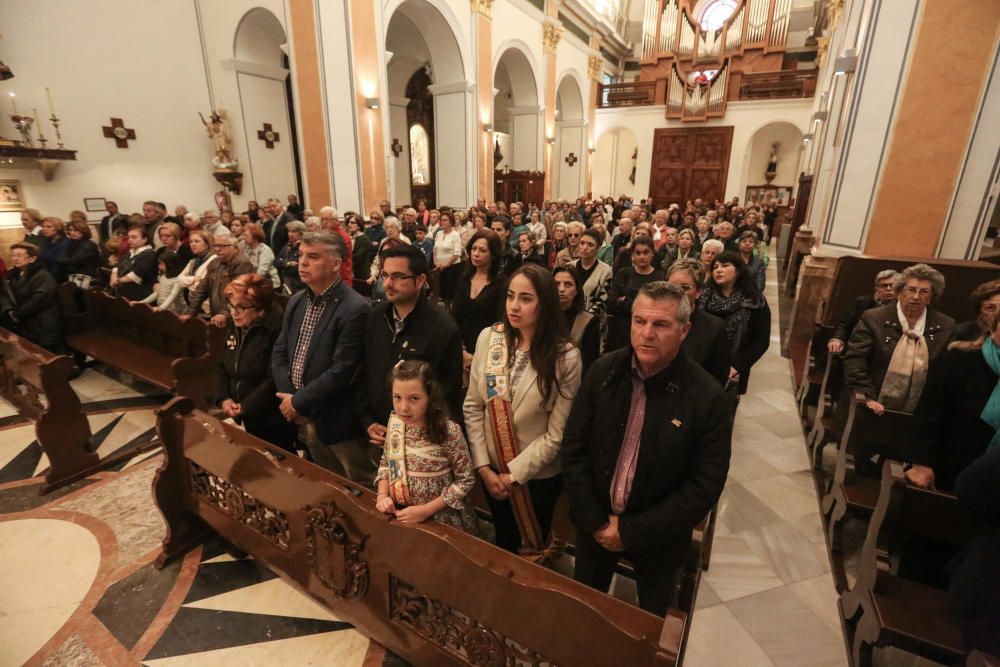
[647,127,733,208]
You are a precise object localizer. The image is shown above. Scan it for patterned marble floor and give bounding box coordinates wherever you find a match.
[0,256,858,666]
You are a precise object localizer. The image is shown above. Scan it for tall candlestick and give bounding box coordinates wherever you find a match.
[33,108,48,147]
[9,92,16,114]
[46,87,55,117]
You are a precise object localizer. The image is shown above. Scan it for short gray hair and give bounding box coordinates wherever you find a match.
[702,239,724,254]
[667,258,705,290]
[285,221,306,234]
[894,263,945,300]
[874,269,900,286]
[634,281,692,326]
[300,231,345,260]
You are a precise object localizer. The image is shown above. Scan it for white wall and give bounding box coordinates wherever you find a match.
[0,0,218,226]
[594,98,813,202]
[592,128,638,198]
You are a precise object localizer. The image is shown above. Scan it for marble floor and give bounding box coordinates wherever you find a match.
[0,255,859,667]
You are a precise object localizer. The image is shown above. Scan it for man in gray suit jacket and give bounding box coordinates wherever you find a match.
[272,231,373,482]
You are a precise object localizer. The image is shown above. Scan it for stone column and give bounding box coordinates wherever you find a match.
[473,0,494,201]
[586,47,603,198]
[542,10,562,201]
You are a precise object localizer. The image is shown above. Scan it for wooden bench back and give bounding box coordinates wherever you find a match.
[0,328,77,421]
[153,397,686,667]
[59,284,217,358]
[819,255,997,327]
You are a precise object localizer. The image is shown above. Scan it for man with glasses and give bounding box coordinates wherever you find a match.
[356,245,464,448]
[827,269,900,355]
[273,232,373,481]
[182,233,253,327]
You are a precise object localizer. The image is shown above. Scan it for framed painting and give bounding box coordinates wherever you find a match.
[0,180,25,211]
[84,197,107,212]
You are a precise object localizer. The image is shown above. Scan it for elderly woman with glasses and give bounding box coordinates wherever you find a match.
[214,274,296,451]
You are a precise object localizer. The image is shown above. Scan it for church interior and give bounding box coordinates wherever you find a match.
[0,0,998,665]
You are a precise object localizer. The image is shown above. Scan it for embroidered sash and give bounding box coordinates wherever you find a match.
[484,324,547,555]
[385,414,411,506]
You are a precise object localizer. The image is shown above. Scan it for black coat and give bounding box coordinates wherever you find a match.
[844,304,955,401]
[831,294,880,344]
[56,238,101,279]
[115,248,158,301]
[356,296,464,428]
[215,303,295,449]
[904,345,996,491]
[452,275,504,353]
[561,349,732,560]
[681,308,731,387]
[4,263,63,352]
[39,235,70,283]
[264,212,294,252]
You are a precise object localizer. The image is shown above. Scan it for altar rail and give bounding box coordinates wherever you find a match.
[598,81,659,108]
[153,397,687,666]
[738,70,817,100]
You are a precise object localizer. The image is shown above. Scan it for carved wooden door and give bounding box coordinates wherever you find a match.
[648,127,733,208]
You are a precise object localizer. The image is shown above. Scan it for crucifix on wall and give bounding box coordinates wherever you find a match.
[565,152,578,166]
[391,138,402,158]
[102,118,136,148]
[257,123,280,149]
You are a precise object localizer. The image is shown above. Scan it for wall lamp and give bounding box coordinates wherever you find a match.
[811,110,828,125]
[364,97,380,109]
[802,133,813,143]
[546,137,556,145]
[588,147,596,154]
[483,124,493,133]
[833,49,858,76]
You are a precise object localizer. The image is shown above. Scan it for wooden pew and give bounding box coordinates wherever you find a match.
[58,284,224,408]
[839,461,978,667]
[789,255,997,394]
[153,397,688,666]
[0,328,153,493]
[821,395,913,591]
[806,349,845,471]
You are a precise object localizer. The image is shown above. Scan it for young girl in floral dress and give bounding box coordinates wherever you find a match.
[374,361,478,533]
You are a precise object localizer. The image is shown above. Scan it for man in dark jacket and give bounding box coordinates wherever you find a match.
[562,281,732,616]
[357,245,464,447]
[827,269,898,354]
[272,232,372,482]
[667,259,730,386]
[1,243,64,353]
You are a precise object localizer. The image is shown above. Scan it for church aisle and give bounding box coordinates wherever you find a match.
[683,254,848,667]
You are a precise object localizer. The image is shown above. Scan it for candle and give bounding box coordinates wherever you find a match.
[8,92,16,114]
[46,87,55,117]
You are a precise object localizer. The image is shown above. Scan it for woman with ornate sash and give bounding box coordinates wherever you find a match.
[374,361,477,532]
[464,264,583,558]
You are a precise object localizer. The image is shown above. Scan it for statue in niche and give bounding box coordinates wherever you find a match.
[765,141,780,183]
[629,147,637,185]
[409,124,431,186]
[200,109,237,170]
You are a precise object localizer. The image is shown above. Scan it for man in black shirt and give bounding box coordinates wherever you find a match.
[357,245,464,447]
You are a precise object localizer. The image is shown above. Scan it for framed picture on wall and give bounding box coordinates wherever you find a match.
[84,197,107,212]
[0,180,25,211]
[745,185,793,208]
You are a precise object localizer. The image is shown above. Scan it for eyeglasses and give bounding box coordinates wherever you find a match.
[379,272,415,282]
[901,286,932,298]
[567,233,581,238]
[227,302,259,313]
[213,243,234,249]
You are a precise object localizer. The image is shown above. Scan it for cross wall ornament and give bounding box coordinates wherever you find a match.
[102,118,136,148]
[391,138,403,158]
[257,123,280,149]
[565,152,578,166]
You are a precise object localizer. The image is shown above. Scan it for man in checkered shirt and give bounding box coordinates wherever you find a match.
[272,232,374,482]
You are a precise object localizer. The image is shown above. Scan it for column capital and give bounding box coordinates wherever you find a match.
[471,0,494,18]
[588,54,603,81]
[543,21,563,54]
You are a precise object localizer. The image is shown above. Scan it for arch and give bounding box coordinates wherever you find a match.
[555,70,586,121]
[493,43,542,171]
[233,7,286,67]
[738,120,805,203]
[384,0,469,87]
[493,39,543,106]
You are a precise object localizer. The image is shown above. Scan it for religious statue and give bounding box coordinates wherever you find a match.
[200,109,237,169]
[765,141,780,183]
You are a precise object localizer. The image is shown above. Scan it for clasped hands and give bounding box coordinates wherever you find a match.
[275,392,309,425]
[375,495,435,524]
[478,466,514,500]
[593,515,625,552]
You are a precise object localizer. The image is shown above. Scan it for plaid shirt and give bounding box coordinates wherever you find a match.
[290,280,338,390]
[609,357,650,514]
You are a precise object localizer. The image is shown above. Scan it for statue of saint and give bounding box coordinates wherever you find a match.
[200,109,236,169]
[766,141,780,174]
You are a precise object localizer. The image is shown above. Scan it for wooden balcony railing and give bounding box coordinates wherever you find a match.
[597,81,658,109]
[739,70,817,100]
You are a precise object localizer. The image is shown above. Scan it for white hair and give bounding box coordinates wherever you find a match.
[319,206,337,218]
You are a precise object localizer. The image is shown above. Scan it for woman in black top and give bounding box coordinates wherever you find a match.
[452,229,505,375]
[2,243,64,353]
[698,251,771,394]
[111,226,157,301]
[215,274,296,451]
[57,220,101,286]
[606,237,665,352]
[553,266,600,374]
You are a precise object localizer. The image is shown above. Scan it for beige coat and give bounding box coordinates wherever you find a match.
[463,327,582,484]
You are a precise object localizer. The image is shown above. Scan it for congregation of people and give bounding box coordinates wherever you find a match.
[2,190,997,638]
